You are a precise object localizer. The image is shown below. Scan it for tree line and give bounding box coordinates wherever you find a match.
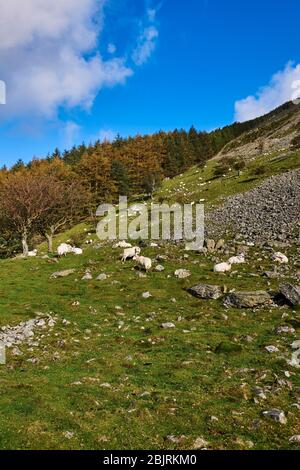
[1,101,292,257]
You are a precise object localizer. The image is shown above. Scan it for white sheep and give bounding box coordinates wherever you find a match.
[272,252,289,264]
[133,255,152,271]
[57,243,73,257]
[72,247,83,255]
[27,249,38,257]
[228,254,245,265]
[113,241,132,249]
[214,262,232,273]
[121,246,141,262]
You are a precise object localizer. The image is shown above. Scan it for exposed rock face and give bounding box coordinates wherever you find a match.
[279,284,300,306]
[224,291,271,308]
[188,284,223,300]
[206,168,300,242]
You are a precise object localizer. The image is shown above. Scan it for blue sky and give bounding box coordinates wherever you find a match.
[1,0,300,166]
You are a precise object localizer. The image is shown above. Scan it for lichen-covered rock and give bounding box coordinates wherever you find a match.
[174,269,191,279]
[225,291,271,308]
[187,284,223,300]
[279,284,300,306]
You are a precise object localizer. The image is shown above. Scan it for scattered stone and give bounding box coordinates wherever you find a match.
[279,284,300,306]
[193,437,209,450]
[142,292,152,299]
[289,435,300,443]
[275,325,295,335]
[262,409,287,424]
[155,265,165,272]
[161,322,175,329]
[205,239,216,252]
[96,273,107,281]
[265,345,280,353]
[0,314,57,349]
[11,347,22,356]
[224,291,271,308]
[137,271,147,278]
[166,435,186,444]
[174,269,191,279]
[156,255,168,262]
[187,283,223,300]
[82,271,93,280]
[253,387,267,400]
[50,269,75,279]
[215,239,225,250]
[63,431,74,440]
[263,271,279,279]
[272,252,289,264]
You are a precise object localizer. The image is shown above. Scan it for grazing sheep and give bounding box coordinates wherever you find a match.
[214,262,232,273]
[121,246,141,262]
[272,252,289,264]
[72,247,83,255]
[228,254,245,265]
[27,249,38,257]
[57,243,73,257]
[133,255,152,271]
[113,241,132,249]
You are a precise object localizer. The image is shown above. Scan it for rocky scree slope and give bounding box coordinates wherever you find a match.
[206,168,300,242]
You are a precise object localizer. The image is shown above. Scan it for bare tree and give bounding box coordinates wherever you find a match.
[0,172,69,256]
[38,180,86,253]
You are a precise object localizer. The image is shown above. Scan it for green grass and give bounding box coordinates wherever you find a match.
[156,150,300,208]
[0,147,299,450]
[0,238,299,450]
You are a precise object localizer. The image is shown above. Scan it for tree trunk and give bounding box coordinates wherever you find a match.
[22,234,29,257]
[45,233,53,253]
[45,226,56,253]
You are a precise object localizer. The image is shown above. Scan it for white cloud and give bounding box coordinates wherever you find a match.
[235,62,300,122]
[0,0,132,120]
[107,43,117,54]
[62,121,81,148]
[132,5,159,66]
[147,9,157,22]
[97,128,117,143]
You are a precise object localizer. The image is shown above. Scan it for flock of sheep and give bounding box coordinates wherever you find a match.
[27,239,289,274]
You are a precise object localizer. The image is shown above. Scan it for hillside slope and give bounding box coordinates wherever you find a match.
[0,103,300,450]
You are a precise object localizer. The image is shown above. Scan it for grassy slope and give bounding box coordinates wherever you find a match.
[0,236,299,450]
[0,147,300,450]
[156,149,300,208]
